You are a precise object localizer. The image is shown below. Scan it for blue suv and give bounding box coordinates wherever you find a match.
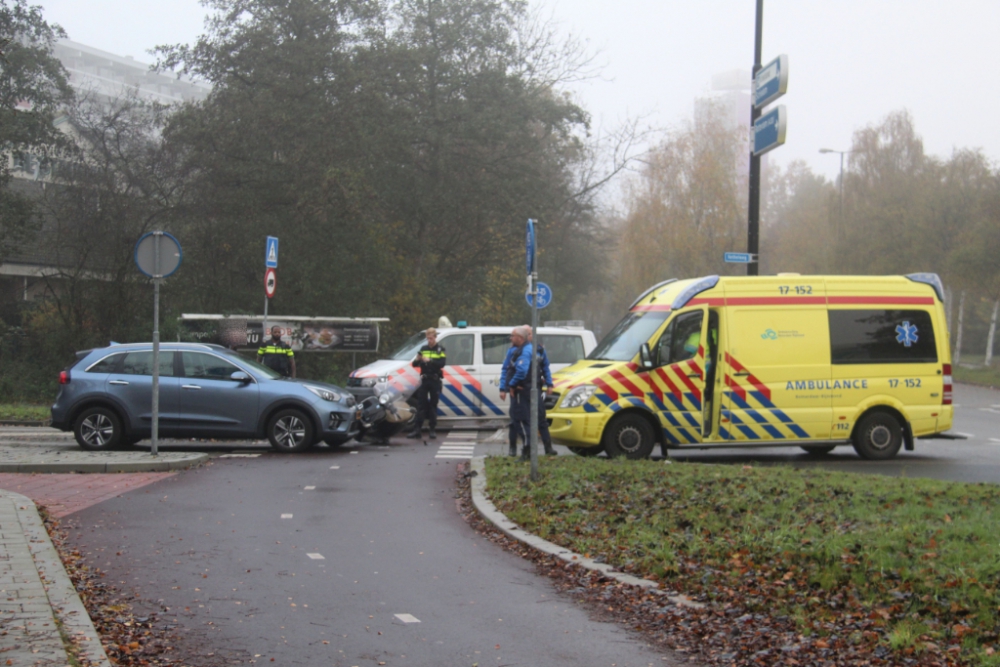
[51,343,361,452]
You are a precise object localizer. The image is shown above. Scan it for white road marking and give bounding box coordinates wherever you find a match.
[330,466,340,469]
[438,445,476,450]
[350,451,359,454]
[281,514,293,519]
[955,432,976,439]
[989,438,1000,444]
[219,453,261,458]
[435,454,474,459]
[307,553,325,560]
[977,408,1000,414]
[394,613,420,624]
[304,486,316,490]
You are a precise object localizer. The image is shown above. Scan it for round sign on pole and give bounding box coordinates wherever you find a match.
[264,267,277,299]
[525,281,552,309]
[134,232,182,278]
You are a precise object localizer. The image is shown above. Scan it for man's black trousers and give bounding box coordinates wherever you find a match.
[413,377,442,429]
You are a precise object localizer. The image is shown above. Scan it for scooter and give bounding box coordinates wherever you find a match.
[356,378,415,443]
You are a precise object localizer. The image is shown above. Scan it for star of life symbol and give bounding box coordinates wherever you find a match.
[895,321,919,348]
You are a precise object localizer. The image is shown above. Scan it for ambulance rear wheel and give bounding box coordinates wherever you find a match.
[602,414,656,460]
[800,445,836,456]
[852,412,903,460]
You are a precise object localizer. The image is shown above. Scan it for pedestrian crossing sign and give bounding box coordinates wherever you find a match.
[265,236,279,268]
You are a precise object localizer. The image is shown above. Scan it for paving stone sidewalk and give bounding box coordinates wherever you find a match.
[0,428,209,473]
[0,490,111,667]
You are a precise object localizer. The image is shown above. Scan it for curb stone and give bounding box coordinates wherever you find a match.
[468,456,705,610]
[0,490,113,667]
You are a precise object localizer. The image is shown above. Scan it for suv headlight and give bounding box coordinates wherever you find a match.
[306,385,342,402]
[559,385,597,409]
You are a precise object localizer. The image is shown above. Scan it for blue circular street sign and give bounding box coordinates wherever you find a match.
[526,282,552,309]
[134,231,182,278]
[526,219,536,275]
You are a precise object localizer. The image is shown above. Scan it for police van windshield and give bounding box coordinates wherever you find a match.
[588,311,671,361]
[391,331,427,360]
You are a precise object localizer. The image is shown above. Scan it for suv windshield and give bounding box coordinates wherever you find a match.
[588,311,671,361]
[390,332,427,360]
[219,349,283,379]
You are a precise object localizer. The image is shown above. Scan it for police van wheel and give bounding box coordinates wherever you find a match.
[800,445,836,456]
[602,414,656,460]
[852,412,903,460]
[267,409,315,452]
[568,445,603,457]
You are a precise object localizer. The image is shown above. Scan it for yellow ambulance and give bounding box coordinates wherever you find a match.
[548,273,953,460]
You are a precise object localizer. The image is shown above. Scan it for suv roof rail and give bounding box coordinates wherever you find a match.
[629,279,677,310]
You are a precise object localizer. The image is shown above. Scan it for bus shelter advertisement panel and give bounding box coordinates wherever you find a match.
[181,318,380,352]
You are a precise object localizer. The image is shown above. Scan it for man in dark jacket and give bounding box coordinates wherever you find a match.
[407,327,446,439]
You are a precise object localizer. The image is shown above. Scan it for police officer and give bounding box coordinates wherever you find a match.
[407,327,446,440]
[504,327,533,459]
[498,334,524,457]
[257,326,296,377]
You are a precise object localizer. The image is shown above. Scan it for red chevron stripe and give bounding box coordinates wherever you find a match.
[686,358,702,380]
[451,365,481,391]
[441,369,463,392]
[593,377,619,401]
[724,353,770,401]
[609,369,645,398]
[673,363,702,403]
[637,372,663,403]
[654,368,684,403]
[725,374,746,401]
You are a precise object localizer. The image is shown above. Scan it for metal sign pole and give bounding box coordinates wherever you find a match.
[263,296,269,340]
[151,232,161,457]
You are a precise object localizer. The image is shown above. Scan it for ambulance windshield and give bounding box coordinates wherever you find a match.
[588,311,671,361]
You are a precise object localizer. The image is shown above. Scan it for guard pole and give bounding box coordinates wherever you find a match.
[747,0,763,276]
[263,296,269,339]
[151,232,161,457]
[529,270,539,482]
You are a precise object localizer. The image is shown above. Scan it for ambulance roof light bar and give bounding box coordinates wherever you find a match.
[628,279,677,310]
[905,273,945,302]
[672,275,720,310]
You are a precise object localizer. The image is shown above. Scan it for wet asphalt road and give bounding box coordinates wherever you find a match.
[59,384,1000,666]
[65,437,676,667]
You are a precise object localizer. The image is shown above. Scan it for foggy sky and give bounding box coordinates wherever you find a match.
[40,0,1000,184]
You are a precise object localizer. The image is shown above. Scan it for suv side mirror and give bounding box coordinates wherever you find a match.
[231,371,251,383]
[639,343,654,369]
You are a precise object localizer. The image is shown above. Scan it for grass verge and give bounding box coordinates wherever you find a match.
[0,403,50,421]
[485,457,1000,665]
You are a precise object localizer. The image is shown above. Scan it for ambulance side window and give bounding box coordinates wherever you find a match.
[656,312,703,367]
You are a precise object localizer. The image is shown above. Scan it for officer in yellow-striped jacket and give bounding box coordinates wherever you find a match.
[407,327,447,439]
[257,326,296,378]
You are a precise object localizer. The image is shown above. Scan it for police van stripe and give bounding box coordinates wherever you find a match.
[444,385,484,416]
[436,391,464,416]
[467,386,504,416]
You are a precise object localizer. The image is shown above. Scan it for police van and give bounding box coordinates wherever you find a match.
[348,323,597,428]
[547,274,952,460]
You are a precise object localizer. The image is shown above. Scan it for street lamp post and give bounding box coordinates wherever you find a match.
[819,148,851,225]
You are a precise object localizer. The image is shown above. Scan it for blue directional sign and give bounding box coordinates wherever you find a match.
[753,54,788,109]
[526,219,536,275]
[526,282,552,309]
[724,252,758,264]
[265,236,279,268]
[753,105,787,156]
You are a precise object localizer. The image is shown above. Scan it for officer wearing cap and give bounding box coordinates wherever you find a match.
[257,326,296,377]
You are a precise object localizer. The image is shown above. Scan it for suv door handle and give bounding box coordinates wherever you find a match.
[182,384,202,390]
[109,380,129,385]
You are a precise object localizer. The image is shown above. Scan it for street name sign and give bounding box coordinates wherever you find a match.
[753,105,787,156]
[753,54,788,109]
[265,236,279,268]
[724,252,758,264]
